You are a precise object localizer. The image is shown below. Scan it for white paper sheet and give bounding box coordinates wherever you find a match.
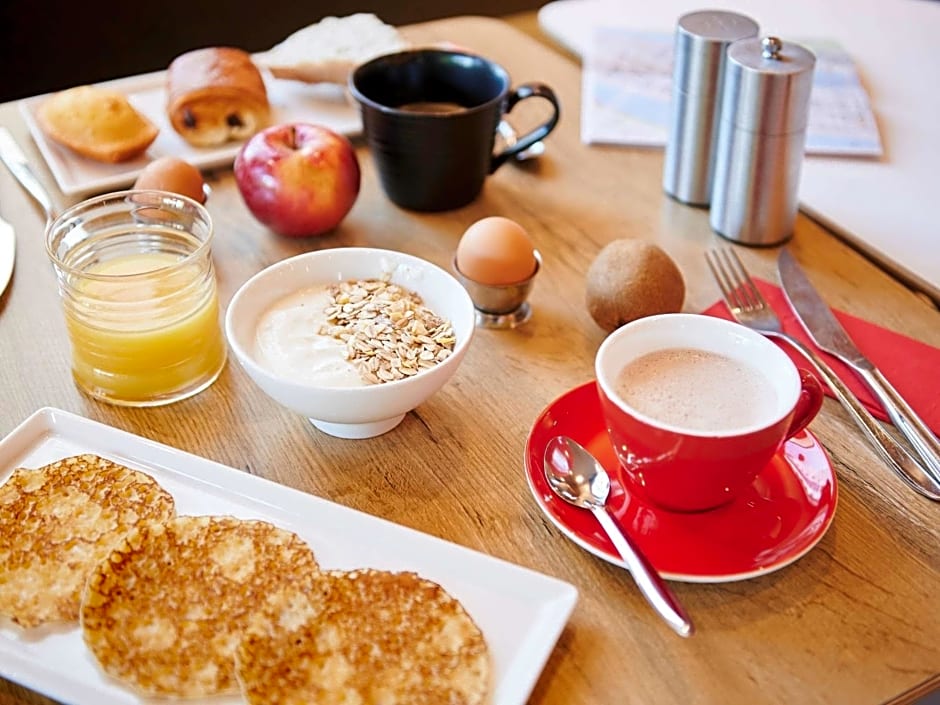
[582,27,882,156]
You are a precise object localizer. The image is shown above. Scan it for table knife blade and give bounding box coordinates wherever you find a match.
[0,211,14,298]
[0,127,57,222]
[777,248,870,367]
[778,248,940,485]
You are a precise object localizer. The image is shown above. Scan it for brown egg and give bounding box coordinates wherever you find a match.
[455,217,537,285]
[134,156,207,203]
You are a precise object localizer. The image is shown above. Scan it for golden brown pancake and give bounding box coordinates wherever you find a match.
[0,454,176,628]
[235,568,490,705]
[81,515,321,698]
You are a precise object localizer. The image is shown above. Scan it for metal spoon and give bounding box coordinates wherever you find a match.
[543,435,694,638]
[497,120,546,162]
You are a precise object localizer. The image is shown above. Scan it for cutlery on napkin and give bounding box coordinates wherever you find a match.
[703,278,940,437]
[778,249,940,484]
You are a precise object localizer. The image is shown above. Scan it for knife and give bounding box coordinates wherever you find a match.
[778,248,940,488]
[0,127,57,223]
[0,204,14,299]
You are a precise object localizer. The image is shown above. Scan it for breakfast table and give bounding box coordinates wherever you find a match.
[0,12,938,705]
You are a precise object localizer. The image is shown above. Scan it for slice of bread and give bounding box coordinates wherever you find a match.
[260,13,408,85]
[235,568,490,705]
[36,86,159,163]
[0,454,175,628]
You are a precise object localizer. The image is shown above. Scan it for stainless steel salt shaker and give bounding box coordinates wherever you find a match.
[662,10,759,206]
[710,36,816,246]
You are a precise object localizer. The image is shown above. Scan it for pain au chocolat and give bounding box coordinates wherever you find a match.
[166,47,270,148]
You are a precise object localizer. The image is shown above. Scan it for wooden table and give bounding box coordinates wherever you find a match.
[1,14,937,705]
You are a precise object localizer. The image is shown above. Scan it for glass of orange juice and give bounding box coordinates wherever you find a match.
[46,190,226,406]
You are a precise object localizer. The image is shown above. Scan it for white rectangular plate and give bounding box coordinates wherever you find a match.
[19,68,362,197]
[0,408,577,705]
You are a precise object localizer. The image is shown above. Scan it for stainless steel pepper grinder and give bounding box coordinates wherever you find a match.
[662,10,759,206]
[709,36,816,246]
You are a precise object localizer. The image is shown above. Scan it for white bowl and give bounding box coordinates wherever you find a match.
[225,247,475,438]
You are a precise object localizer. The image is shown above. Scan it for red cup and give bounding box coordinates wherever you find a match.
[595,314,823,512]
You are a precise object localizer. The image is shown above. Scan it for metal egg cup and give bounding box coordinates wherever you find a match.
[453,250,541,329]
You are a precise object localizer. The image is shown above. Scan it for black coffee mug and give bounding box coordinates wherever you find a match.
[349,49,560,211]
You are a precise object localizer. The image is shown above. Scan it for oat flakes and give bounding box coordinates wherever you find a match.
[319,278,455,385]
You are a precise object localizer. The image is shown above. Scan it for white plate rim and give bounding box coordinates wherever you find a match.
[0,407,578,705]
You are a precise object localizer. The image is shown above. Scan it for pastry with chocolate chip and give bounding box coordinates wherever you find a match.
[166,47,270,147]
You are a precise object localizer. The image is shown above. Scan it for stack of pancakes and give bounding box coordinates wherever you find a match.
[0,454,490,704]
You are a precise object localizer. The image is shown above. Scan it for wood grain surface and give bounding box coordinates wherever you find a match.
[0,14,937,705]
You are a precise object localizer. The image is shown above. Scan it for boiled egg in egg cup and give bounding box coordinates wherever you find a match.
[225,247,475,439]
[453,216,541,329]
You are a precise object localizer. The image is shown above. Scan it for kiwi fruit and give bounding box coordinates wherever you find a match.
[585,239,685,331]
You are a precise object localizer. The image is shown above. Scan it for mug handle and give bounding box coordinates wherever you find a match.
[786,368,825,438]
[490,82,560,172]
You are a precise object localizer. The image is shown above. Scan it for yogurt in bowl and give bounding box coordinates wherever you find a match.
[225,247,475,438]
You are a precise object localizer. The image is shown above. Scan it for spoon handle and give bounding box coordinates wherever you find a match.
[592,506,694,638]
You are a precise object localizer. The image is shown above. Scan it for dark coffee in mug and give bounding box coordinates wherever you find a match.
[398,101,467,115]
[349,49,560,211]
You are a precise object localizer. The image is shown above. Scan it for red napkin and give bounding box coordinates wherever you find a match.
[702,278,940,435]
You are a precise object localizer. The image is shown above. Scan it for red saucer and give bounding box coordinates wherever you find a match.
[525,381,838,583]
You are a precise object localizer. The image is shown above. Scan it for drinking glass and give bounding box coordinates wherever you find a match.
[45,190,226,406]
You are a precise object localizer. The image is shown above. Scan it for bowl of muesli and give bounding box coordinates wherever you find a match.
[225,247,476,438]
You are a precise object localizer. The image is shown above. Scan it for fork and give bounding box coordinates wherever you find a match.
[705,247,940,501]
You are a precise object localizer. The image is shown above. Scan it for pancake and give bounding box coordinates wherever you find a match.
[81,515,321,698]
[0,454,176,628]
[235,568,490,705]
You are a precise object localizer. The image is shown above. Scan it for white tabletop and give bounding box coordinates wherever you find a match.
[539,0,940,303]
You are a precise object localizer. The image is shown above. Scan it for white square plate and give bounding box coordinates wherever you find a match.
[0,408,577,705]
[19,68,362,198]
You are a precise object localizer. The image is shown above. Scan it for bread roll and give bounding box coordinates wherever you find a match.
[36,86,158,163]
[166,47,270,147]
[260,13,407,85]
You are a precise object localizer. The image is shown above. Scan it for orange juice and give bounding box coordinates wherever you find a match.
[64,251,225,404]
[47,191,225,406]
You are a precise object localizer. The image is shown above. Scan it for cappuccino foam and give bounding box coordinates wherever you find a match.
[614,348,778,432]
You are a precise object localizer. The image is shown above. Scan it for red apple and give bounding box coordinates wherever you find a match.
[234,123,360,237]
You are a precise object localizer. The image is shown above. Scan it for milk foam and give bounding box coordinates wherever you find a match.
[614,348,778,431]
